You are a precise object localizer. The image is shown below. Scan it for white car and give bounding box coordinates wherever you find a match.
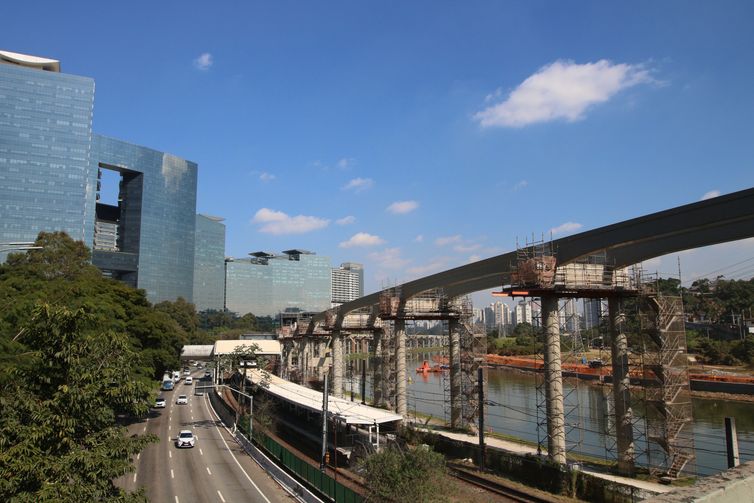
[184,377,193,385]
[183,369,190,376]
[154,397,166,408]
[176,395,188,405]
[176,430,195,448]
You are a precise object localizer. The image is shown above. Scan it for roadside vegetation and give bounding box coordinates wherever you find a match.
[0,232,273,501]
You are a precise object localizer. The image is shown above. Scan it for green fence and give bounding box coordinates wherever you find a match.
[238,419,363,503]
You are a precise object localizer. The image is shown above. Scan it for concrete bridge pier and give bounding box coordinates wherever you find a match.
[371,329,384,407]
[609,297,635,476]
[395,319,407,417]
[542,296,567,464]
[332,331,343,398]
[448,319,462,428]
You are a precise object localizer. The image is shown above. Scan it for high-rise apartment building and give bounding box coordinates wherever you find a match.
[193,214,226,311]
[0,50,198,303]
[584,298,602,331]
[331,262,364,306]
[225,250,331,317]
[513,300,533,326]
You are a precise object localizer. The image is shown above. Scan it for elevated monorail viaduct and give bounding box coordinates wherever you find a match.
[301,187,754,476]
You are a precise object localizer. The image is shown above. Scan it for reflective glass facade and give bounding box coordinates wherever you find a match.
[193,214,226,311]
[92,135,197,303]
[0,63,95,258]
[225,252,331,317]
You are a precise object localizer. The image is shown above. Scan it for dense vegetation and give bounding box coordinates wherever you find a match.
[0,232,273,501]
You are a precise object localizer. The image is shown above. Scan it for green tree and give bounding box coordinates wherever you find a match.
[0,305,156,502]
[361,445,452,503]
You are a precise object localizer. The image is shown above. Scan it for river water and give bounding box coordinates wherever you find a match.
[403,355,754,477]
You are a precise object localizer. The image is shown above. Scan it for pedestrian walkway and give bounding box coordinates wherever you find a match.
[413,424,672,495]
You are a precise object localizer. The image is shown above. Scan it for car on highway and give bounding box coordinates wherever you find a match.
[176,394,188,405]
[154,396,166,408]
[183,369,190,376]
[185,376,193,385]
[204,370,211,378]
[176,430,195,448]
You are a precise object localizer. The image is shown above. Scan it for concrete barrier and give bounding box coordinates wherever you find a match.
[646,460,754,502]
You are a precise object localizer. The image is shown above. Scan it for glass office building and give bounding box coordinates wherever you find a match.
[0,51,198,303]
[0,52,96,259]
[225,250,331,317]
[193,214,226,311]
[91,135,197,302]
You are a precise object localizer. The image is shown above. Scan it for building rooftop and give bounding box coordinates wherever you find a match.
[0,50,60,72]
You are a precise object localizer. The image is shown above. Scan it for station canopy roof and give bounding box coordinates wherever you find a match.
[247,369,402,425]
[213,339,282,356]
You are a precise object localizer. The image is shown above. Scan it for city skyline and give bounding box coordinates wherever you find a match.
[3,2,754,304]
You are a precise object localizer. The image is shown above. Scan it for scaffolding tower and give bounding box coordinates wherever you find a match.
[639,287,695,478]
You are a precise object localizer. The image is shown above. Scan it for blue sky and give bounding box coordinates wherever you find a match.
[5,1,754,302]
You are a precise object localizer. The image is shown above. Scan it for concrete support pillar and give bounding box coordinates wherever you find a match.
[372,329,383,407]
[395,319,407,417]
[542,296,566,464]
[332,331,343,398]
[448,319,462,429]
[609,297,635,475]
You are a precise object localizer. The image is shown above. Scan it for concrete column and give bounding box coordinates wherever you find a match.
[372,329,383,407]
[332,331,343,398]
[448,319,462,429]
[609,297,635,475]
[381,326,393,409]
[395,319,407,417]
[542,296,566,464]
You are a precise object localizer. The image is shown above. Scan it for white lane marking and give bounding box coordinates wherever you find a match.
[143,425,147,432]
[217,490,226,503]
[206,466,212,475]
[133,472,137,483]
[175,497,180,503]
[169,451,172,459]
[199,448,204,456]
[203,395,272,503]
[168,425,171,432]
[171,468,175,479]
[137,453,140,461]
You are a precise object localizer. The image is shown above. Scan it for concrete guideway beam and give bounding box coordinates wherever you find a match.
[312,187,754,322]
[542,296,567,465]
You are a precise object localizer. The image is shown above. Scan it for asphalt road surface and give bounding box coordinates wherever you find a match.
[117,371,295,503]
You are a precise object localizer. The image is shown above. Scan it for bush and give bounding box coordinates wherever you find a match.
[361,445,452,503]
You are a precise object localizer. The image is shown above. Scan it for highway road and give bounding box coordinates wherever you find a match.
[118,370,295,503]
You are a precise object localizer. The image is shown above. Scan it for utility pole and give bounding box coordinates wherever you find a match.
[361,362,366,405]
[320,373,329,471]
[478,366,485,471]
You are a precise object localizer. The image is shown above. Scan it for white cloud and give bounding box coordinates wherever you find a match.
[474,60,653,128]
[336,216,356,226]
[387,200,419,215]
[701,190,720,201]
[414,235,424,243]
[454,243,481,253]
[339,232,385,248]
[251,208,329,235]
[368,248,410,269]
[468,255,481,263]
[435,235,462,246]
[193,52,213,71]
[259,172,275,182]
[513,180,528,191]
[342,177,374,192]
[550,221,583,235]
[337,158,356,170]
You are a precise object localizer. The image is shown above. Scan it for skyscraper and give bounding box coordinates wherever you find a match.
[514,300,533,326]
[0,50,198,302]
[193,214,226,311]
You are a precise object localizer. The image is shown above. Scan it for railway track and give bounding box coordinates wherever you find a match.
[448,465,558,503]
